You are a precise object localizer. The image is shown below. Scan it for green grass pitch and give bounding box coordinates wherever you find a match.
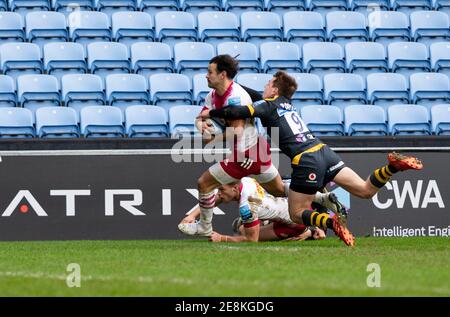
[0,237,448,296]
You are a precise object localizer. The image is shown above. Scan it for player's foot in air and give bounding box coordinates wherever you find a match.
[331,214,355,247]
[315,192,349,220]
[388,152,423,171]
[178,221,212,236]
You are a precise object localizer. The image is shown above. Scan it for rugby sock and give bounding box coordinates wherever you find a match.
[198,191,216,226]
[301,210,333,230]
[369,164,398,188]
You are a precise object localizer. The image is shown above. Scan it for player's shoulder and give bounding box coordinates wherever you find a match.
[230,83,252,100]
[240,177,258,194]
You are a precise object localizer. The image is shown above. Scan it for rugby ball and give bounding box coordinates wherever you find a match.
[205,118,225,135]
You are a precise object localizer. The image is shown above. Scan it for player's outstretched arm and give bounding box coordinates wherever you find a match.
[209,224,260,243]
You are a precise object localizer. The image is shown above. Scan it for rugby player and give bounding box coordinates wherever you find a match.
[180,177,329,243]
[201,71,424,247]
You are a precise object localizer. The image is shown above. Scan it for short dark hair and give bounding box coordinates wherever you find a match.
[272,71,298,100]
[209,54,239,79]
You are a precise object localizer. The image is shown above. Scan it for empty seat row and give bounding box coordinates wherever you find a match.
[1,103,448,139]
[2,72,450,110]
[1,10,449,46]
[300,104,450,136]
[0,104,201,138]
[1,1,449,15]
[2,41,450,79]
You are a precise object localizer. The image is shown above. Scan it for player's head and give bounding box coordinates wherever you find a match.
[217,182,240,203]
[206,55,239,89]
[263,71,298,99]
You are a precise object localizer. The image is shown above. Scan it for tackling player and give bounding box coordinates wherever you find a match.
[202,71,424,247]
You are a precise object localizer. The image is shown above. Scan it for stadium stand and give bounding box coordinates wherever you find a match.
[301,105,345,136]
[431,104,450,135]
[388,104,431,135]
[0,11,24,42]
[35,106,79,138]
[0,75,16,107]
[130,42,173,75]
[0,3,448,139]
[344,105,388,136]
[80,105,124,138]
[0,107,34,138]
[111,11,154,44]
[169,105,201,138]
[125,105,169,137]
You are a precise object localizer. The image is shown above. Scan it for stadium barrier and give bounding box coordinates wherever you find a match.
[0,137,448,240]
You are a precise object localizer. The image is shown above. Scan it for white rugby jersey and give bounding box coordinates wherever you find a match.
[238,177,294,226]
[203,82,258,152]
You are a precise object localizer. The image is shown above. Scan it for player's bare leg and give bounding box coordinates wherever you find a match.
[178,170,220,236]
[259,174,286,197]
[288,190,355,247]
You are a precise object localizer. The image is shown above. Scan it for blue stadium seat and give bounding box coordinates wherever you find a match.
[435,0,450,15]
[155,11,196,45]
[223,0,264,14]
[345,42,388,76]
[326,11,368,45]
[193,73,209,105]
[303,42,345,76]
[410,72,450,106]
[388,42,430,77]
[61,74,105,120]
[0,43,42,77]
[35,106,79,138]
[44,42,87,78]
[131,42,173,76]
[0,75,16,107]
[169,105,201,138]
[216,42,259,73]
[149,73,192,106]
[137,0,178,14]
[388,104,431,135]
[349,0,390,14]
[323,73,366,107]
[301,105,345,136]
[430,42,450,76]
[367,73,409,106]
[309,0,348,16]
[241,12,282,45]
[0,0,6,10]
[260,42,301,73]
[17,74,60,118]
[125,105,169,137]
[105,74,149,107]
[174,42,215,76]
[0,12,25,42]
[80,106,124,138]
[368,11,410,46]
[431,104,450,135]
[236,73,273,93]
[391,0,433,14]
[112,11,154,44]
[283,11,325,45]
[410,11,450,45]
[52,0,96,14]
[289,73,323,107]
[266,0,307,14]
[87,42,130,76]
[25,11,67,44]
[198,11,240,44]
[344,105,388,136]
[96,0,136,15]
[68,11,111,44]
[0,107,34,138]
[181,0,222,15]
[8,0,51,14]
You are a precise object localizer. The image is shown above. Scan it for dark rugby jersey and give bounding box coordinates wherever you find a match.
[209,95,322,160]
